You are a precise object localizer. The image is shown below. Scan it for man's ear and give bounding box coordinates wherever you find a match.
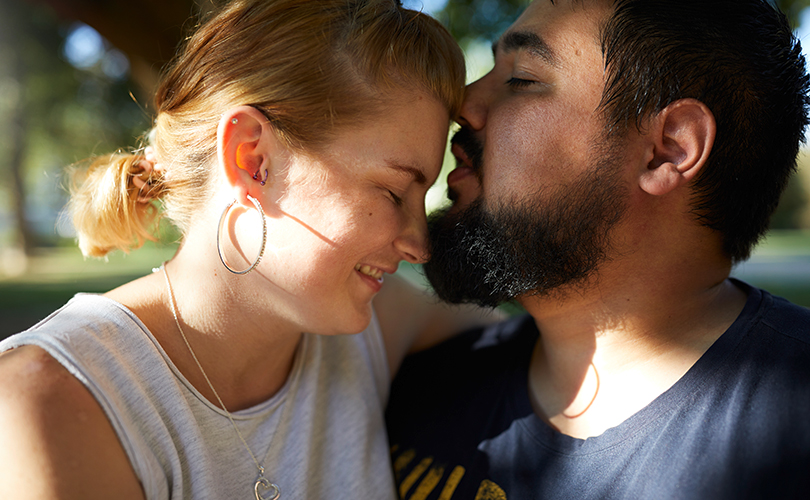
[217,106,284,206]
[639,98,716,196]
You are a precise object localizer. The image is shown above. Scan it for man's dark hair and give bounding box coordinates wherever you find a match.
[597,0,810,262]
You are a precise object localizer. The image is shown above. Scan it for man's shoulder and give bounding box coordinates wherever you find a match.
[386,312,537,441]
[423,312,536,354]
[387,312,535,423]
[386,314,539,498]
[758,288,810,346]
[396,312,537,380]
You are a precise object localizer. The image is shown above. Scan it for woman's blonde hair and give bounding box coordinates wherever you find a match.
[69,0,466,257]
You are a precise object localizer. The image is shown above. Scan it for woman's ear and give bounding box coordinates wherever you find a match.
[638,98,716,196]
[217,106,284,206]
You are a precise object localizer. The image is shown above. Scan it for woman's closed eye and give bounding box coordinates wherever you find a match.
[387,190,404,206]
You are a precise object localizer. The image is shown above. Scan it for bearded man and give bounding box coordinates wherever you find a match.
[385,0,810,498]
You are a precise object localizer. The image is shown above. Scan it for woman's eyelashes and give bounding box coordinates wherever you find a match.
[387,190,404,206]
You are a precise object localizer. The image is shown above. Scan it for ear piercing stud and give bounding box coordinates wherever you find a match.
[231,118,238,124]
[253,169,268,186]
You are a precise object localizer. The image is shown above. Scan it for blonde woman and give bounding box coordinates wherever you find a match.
[0,1,485,498]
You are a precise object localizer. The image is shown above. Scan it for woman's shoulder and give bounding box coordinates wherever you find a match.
[0,345,145,499]
[0,344,98,419]
[0,343,79,392]
[0,293,176,429]
[9,292,140,333]
[5,293,152,346]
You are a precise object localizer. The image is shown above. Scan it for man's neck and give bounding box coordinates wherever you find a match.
[520,264,747,439]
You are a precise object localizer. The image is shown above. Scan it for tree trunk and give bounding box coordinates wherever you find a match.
[8,92,33,254]
[1,4,35,257]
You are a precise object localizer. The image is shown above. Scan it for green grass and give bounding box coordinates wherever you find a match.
[0,243,177,338]
[2,230,809,339]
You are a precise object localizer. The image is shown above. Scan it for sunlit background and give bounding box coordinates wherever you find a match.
[2,0,810,336]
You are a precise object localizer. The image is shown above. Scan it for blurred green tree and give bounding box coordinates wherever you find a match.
[0,1,152,258]
[435,0,810,46]
[29,0,222,101]
[780,0,810,26]
[434,0,530,46]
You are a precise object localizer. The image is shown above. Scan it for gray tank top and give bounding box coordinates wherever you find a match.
[0,294,397,500]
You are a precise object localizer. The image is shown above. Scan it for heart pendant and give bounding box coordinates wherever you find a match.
[254,477,280,500]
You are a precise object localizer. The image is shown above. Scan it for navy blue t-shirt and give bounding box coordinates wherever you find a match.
[386,281,810,499]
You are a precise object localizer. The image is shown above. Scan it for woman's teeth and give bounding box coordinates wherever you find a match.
[355,264,383,280]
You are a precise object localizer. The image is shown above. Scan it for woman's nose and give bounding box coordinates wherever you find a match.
[393,209,430,265]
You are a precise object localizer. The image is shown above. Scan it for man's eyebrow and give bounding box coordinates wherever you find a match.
[493,30,558,67]
[386,161,427,186]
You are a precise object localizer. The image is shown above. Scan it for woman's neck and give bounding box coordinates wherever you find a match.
[106,257,303,412]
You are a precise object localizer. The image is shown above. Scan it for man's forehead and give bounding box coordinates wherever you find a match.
[495,0,608,57]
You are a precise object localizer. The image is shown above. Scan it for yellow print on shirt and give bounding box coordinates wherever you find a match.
[391,445,507,500]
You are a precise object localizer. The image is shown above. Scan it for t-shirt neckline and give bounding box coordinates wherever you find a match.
[509,279,766,455]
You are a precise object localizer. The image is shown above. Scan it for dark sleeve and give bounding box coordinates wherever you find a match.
[385,314,538,499]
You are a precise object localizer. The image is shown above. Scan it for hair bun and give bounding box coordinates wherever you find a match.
[68,152,164,257]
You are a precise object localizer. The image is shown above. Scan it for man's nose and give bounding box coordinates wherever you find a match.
[456,77,488,131]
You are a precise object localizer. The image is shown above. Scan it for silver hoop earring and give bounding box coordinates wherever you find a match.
[217,195,267,275]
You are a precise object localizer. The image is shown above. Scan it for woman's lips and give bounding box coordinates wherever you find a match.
[354,264,385,293]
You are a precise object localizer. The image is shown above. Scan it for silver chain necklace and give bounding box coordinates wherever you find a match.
[159,264,281,500]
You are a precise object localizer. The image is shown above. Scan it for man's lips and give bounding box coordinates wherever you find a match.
[448,143,476,186]
[451,143,473,168]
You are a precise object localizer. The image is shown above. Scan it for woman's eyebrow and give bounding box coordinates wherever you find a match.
[386,161,427,186]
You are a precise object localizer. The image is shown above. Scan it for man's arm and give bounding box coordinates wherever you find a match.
[0,345,145,500]
[374,274,505,377]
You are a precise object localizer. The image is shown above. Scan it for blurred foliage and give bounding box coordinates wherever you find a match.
[436,0,810,46]
[435,0,530,46]
[779,0,810,27]
[0,1,149,250]
[771,175,808,229]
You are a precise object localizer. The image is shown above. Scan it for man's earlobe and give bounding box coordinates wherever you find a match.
[639,99,716,196]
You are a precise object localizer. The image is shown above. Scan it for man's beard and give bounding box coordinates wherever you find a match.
[424,134,628,308]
